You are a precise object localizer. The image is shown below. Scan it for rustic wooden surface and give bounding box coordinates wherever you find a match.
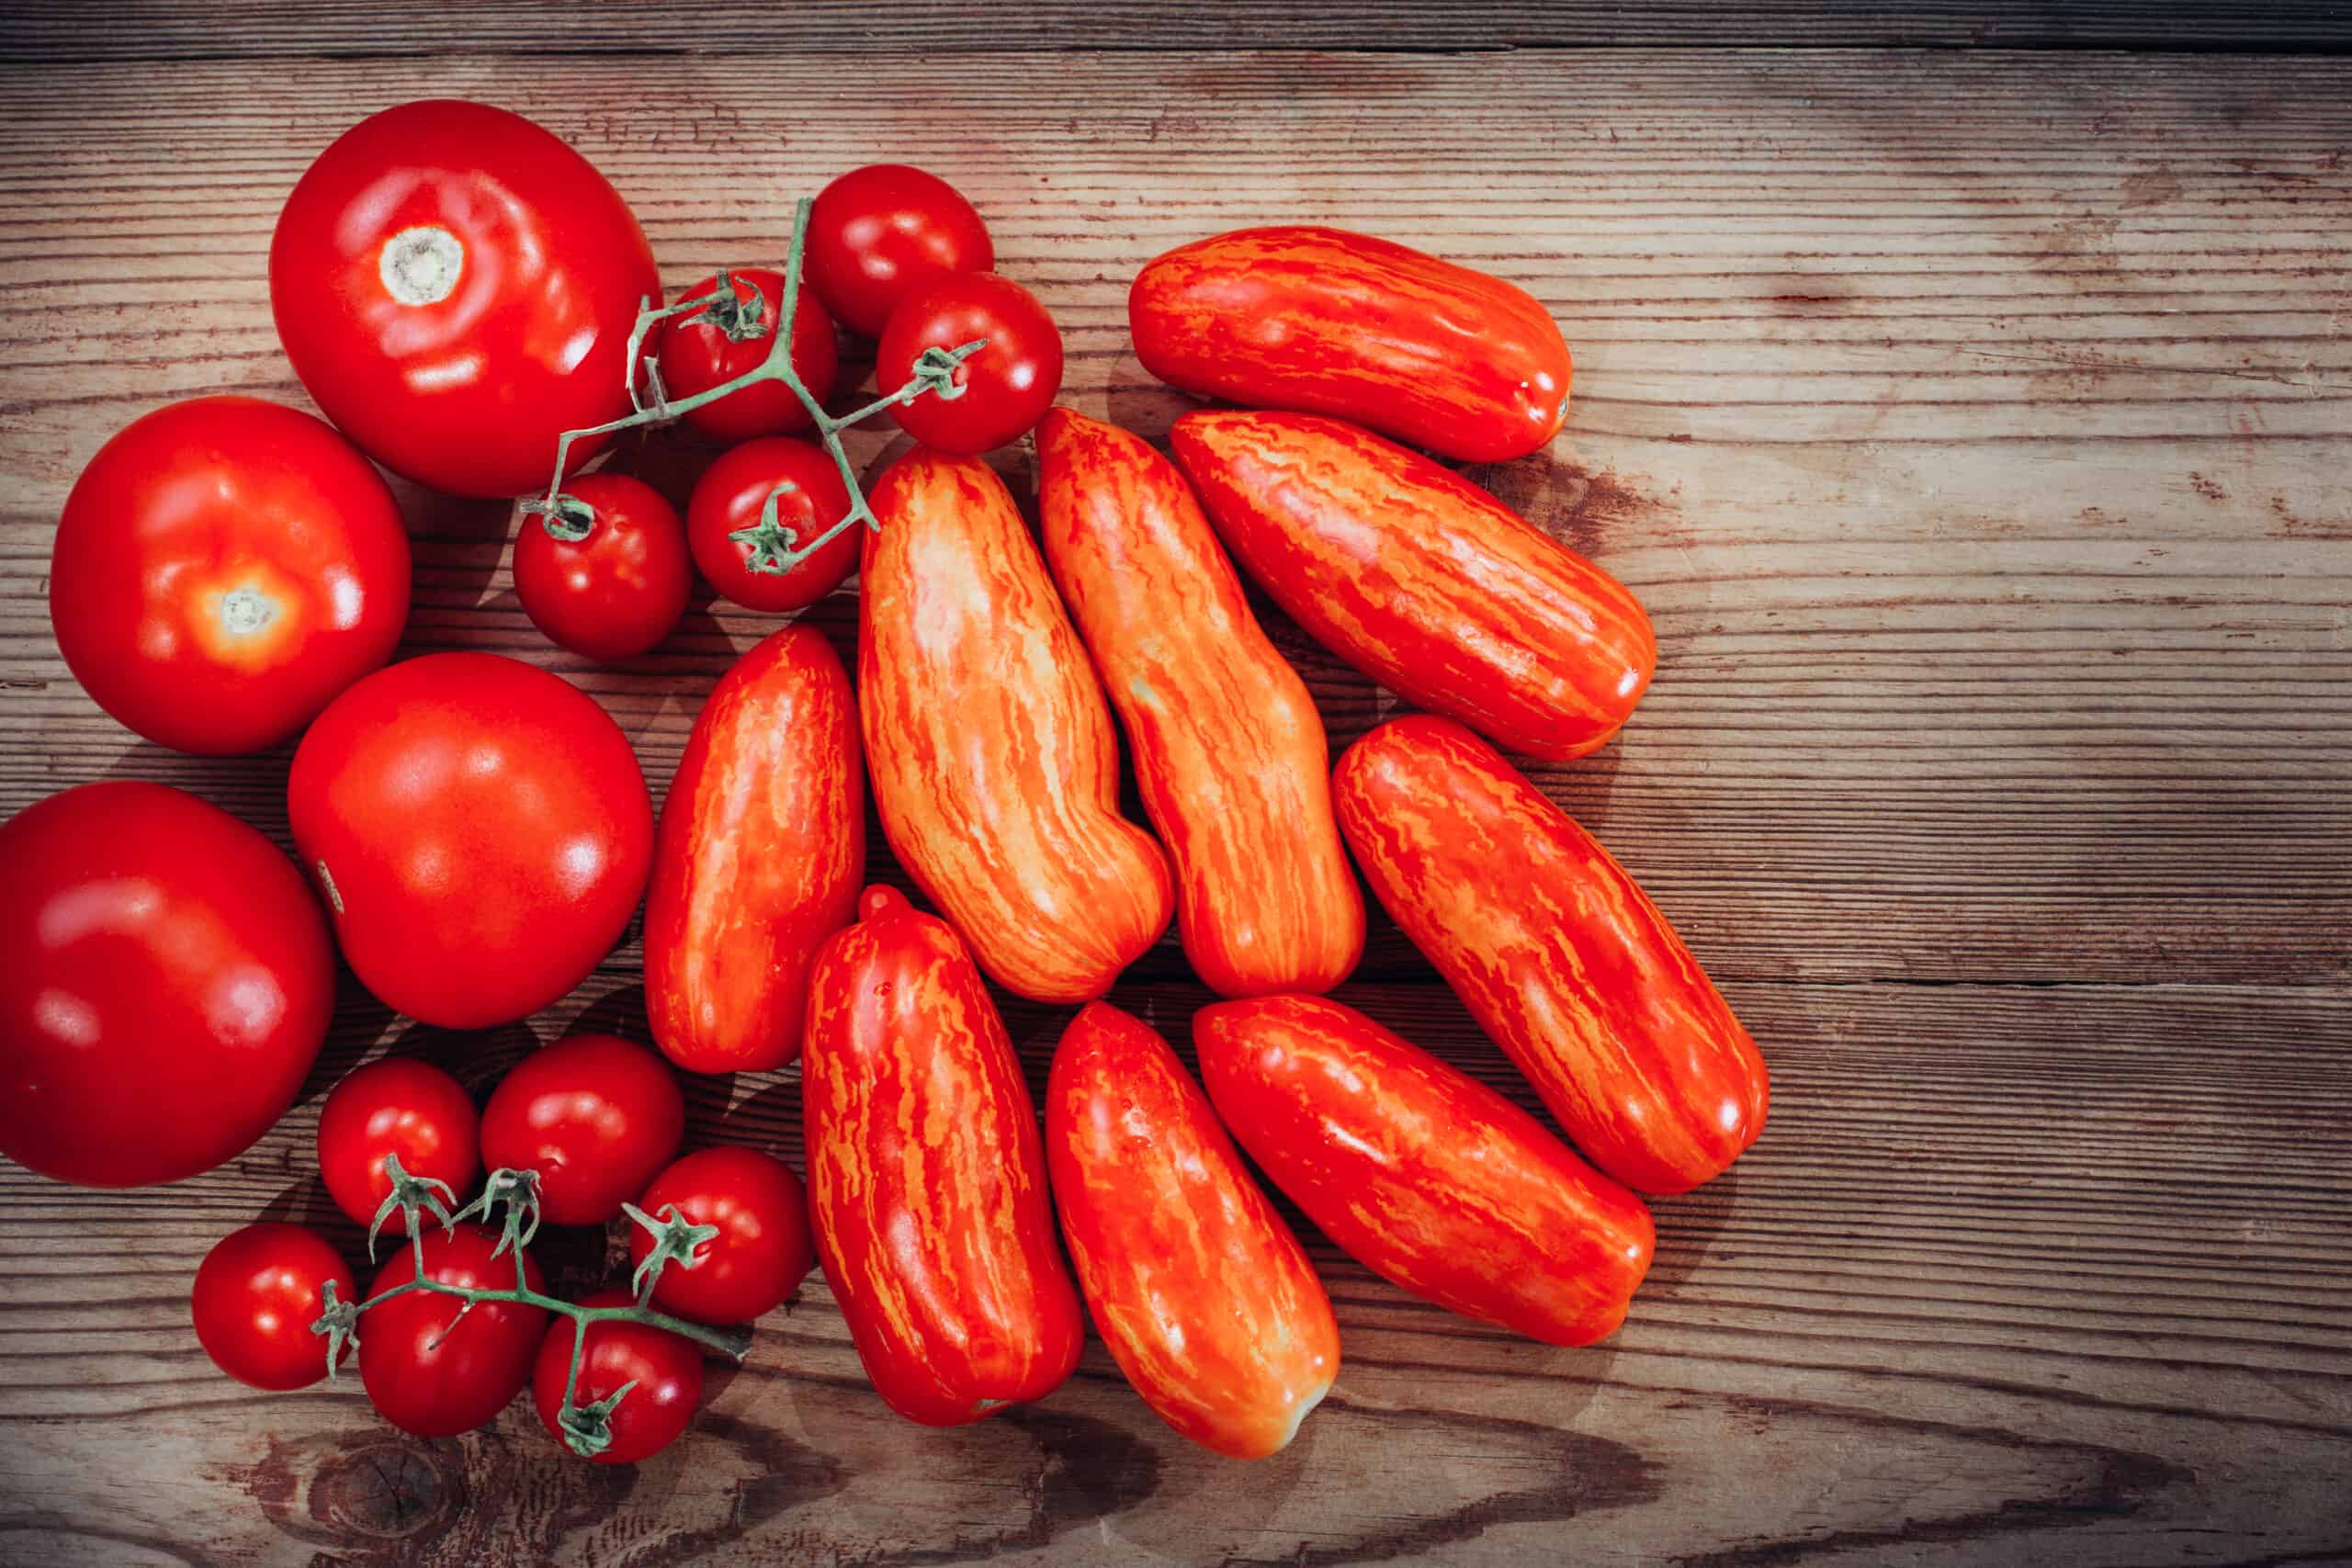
[0,24,2348,1568]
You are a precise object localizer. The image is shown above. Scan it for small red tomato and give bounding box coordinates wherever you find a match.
[316,1057,481,1229]
[805,164,993,338]
[655,268,839,442]
[630,1147,814,1325]
[533,1288,704,1463]
[359,1223,549,1438]
[880,273,1064,456]
[480,1034,684,1227]
[50,396,411,756]
[513,472,693,662]
[192,1224,355,1392]
[684,437,857,613]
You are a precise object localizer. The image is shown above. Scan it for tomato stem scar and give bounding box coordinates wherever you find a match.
[379,225,463,306]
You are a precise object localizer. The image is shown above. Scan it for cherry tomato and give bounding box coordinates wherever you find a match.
[0,782,333,1188]
[271,99,662,498]
[630,1147,814,1325]
[480,1034,684,1227]
[532,1288,705,1463]
[316,1057,481,1230]
[805,164,993,339]
[49,396,410,756]
[684,437,857,613]
[192,1224,355,1392]
[359,1223,548,1438]
[655,268,839,442]
[513,473,693,662]
[879,273,1064,455]
[288,652,653,1030]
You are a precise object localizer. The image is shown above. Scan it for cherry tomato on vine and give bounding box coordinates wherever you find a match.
[316,1057,481,1229]
[532,1288,705,1463]
[630,1146,815,1325]
[480,1034,684,1227]
[271,100,662,499]
[684,437,857,613]
[49,396,410,756]
[0,782,334,1189]
[805,164,994,339]
[655,268,839,442]
[880,273,1064,455]
[513,473,693,662]
[192,1224,355,1392]
[359,1223,549,1438]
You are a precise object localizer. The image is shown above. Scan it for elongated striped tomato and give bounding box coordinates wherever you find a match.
[1130,226,1572,462]
[802,886,1083,1425]
[1194,994,1653,1348]
[1335,716,1769,1194]
[1171,411,1654,762]
[859,447,1172,1002]
[645,625,862,1074]
[1035,409,1362,998]
[1046,1001,1340,1459]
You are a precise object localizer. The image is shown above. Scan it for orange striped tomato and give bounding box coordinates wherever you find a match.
[859,447,1173,1003]
[645,625,862,1074]
[801,886,1082,1426]
[1195,994,1653,1348]
[1046,1000,1340,1459]
[1035,408,1363,998]
[1170,411,1654,762]
[1129,226,1572,462]
[1335,716,1769,1194]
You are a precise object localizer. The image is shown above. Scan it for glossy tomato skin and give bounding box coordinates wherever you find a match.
[802,886,1082,1426]
[533,1289,704,1463]
[656,268,838,442]
[192,1224,355,1391]
[806,164,994,338]
[50,396,410,756]
[1194,995,1654,1348]
[271,100,661,499]
[1035,409,1361,998]
[316,1057,481,1228]
[0,782,333,1188]
[1172,411,1655,762]
[860,449,1172,1003]
[480,1034,684,1227]
[645,625,861,1074]
[513,472,692,662]
[880,273,1063,455]
[288,652,652,1029]
[360,1223,548,1438]
[1131,226,1573,462]
[1336,716,1769,1194]
[630,1146,814,1325]
[1047,1002,1339,1459]
[684,437,859,614]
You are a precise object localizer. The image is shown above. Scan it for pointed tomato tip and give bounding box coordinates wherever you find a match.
[858,885,911,922]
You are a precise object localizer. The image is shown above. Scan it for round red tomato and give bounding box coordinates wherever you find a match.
[49,397,411,756]
[192,1224,355,1392]
[684,437,857,613]
[288,653,652,1029]
[513,472,693,662]
[630,1146,814,1325]
[271,99,662,499]
[880,273,1064,455]
[805,164,994,338]
[0,782,333,1188]
[655,268,839,442]
[359,1223,548,1438]
[317,1057,481,1230]
[532,1288,704,1462]
[480,1034,684,1227]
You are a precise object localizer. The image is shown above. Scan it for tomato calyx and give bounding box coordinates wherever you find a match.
[364,1149,460,1263]
[623,1201,722,1306]
[556,1373,641,1460]
[684,268,773,344]
[540,491,601,545]
[726,480,816,577]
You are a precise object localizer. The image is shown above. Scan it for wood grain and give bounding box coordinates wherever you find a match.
[0,41,2347,1568]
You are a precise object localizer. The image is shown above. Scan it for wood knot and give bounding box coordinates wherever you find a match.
[306,1436,463,1540]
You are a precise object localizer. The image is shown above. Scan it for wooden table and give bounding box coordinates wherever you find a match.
[2,6,2346,1564]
